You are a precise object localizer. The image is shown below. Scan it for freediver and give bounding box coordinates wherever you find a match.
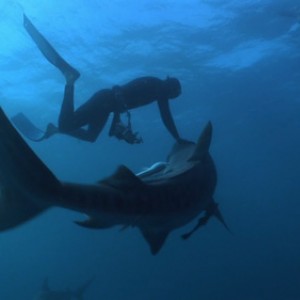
[13,15,186,145]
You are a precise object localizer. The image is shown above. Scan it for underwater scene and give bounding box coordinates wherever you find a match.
[0,0,299,299]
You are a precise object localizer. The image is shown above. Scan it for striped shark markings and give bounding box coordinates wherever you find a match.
[0,108,229,255]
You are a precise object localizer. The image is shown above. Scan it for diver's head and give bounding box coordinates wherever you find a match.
[163,76,181,99]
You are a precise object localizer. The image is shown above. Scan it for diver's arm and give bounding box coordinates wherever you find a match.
[157,99,180,141]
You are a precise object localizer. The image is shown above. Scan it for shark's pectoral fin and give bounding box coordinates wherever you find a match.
[182,200,230,240]
[74,216,112,229]
[213,203,231,233]
[140,227,170,255]
[181,210,211,240]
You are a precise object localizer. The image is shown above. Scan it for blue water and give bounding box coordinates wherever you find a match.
[0,1,299,299]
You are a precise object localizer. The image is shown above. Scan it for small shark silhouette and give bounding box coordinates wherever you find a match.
[35,277,93,300]
[0,107,228,254]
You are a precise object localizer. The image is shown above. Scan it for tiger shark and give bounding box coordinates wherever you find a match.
[0,107,228,254]
[35,277,93,300]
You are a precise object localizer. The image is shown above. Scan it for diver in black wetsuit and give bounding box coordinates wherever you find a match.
[19,14,185,145]
[57,75,182,144]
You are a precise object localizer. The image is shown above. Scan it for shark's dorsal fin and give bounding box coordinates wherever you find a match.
[100,165,144,189]
[112,165,141,182]
[140,228,170,255]
[189,121,212,162]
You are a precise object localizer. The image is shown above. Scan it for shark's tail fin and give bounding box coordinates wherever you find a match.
[74,277,94,300]
[0,107,61,231]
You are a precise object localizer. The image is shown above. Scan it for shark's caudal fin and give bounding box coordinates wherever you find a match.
[189,121,212,162]
[0,107,61,230]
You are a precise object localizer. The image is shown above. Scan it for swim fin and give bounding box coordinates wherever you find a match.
[11,113,58,142]
[23,14,80,84]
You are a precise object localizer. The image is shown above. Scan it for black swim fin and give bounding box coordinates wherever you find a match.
[23,14,80,84]
[11,113,58,142]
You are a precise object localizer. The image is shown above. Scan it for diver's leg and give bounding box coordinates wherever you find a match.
[58,86,111,141]
[23,14,80,85]
[58,84,76,131]
[83,113,110,142]
[108,112,121,136]
[59,109,110,142]
[59,116,109,142]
